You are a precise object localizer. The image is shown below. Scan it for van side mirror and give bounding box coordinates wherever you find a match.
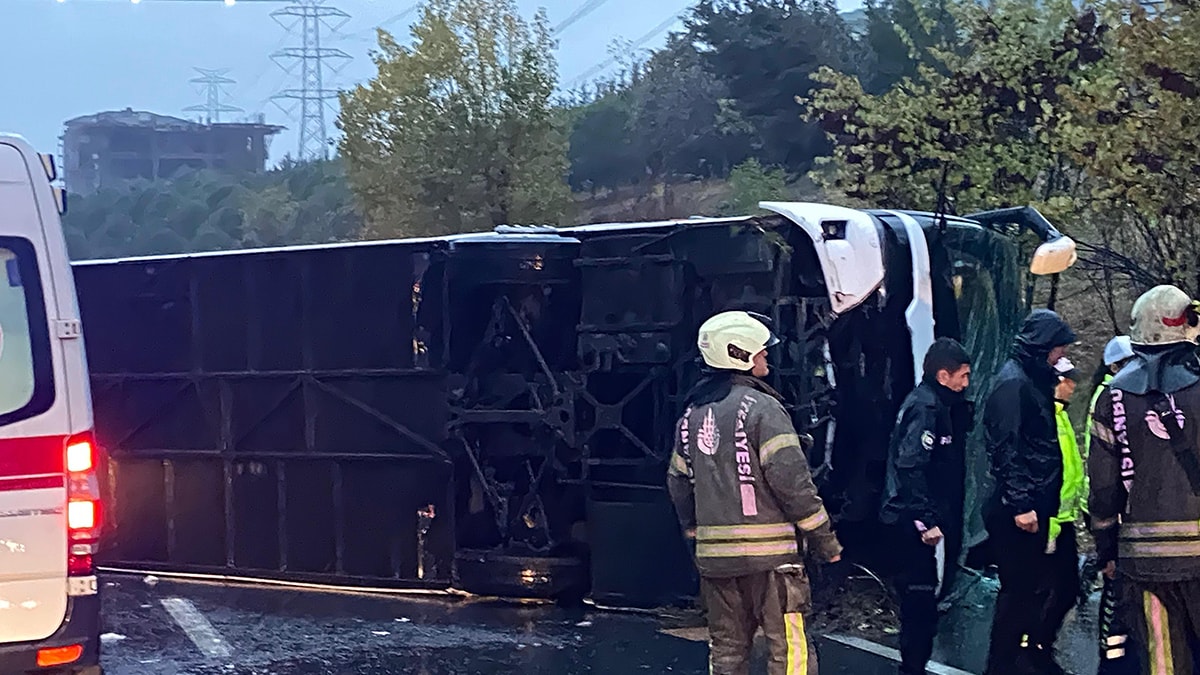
[1030,236,1077,276]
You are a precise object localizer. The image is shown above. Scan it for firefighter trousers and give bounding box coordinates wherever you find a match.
[1098,572,1139,675]
[701,565,817,675]
[1123,576,1200,675]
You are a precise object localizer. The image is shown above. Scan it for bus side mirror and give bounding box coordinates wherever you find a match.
[1030,236,1078,276]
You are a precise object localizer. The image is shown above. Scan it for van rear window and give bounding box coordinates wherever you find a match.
[0,237,54,426]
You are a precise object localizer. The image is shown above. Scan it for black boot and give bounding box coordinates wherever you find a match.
[1031,644,1073,675]
[1011,646,1046,675]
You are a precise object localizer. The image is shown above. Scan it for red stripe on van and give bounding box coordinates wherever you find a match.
[0,435,66,478]
[0,475,65,492]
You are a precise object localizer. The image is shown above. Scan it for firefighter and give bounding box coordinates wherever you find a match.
[1089,285,1200,675]
[667,310,842,675]
[880,337,973,675]
[1037,357,1085,669]
[1085,335,1139,675]
[983,309,1077,675]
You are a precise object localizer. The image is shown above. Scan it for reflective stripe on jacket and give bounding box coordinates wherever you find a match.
[1082,374,1114,505]
[1089,377,1200,581]
[667,375,841,578]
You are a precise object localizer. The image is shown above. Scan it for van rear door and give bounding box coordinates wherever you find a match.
[0,137,73,644]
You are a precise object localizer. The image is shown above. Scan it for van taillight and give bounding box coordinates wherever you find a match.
[65,431,101,576]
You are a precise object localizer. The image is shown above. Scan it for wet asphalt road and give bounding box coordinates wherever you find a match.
[98,573,906,675]
[930,574,1100,674]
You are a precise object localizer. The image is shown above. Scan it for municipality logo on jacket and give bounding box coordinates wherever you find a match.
[697,408,720,455]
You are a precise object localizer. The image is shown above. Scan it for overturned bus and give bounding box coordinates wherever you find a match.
[74,202,1076,608]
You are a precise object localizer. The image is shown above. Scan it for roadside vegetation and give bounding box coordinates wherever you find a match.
[63,0,1199,329]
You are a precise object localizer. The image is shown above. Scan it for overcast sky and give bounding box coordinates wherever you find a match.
[0,0,861,163]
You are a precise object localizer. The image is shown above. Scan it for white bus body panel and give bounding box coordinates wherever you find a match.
[760,202,885,315]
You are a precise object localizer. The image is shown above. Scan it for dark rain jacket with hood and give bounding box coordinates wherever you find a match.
[983,310,1077,523]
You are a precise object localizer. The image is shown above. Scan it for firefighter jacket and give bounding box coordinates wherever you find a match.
[1089,344,1200,581]
[1082,374,1115,505]
[983,310,1074,522]
[879,377,967,534]
[666,374,842,578]
[1049,400,1084,544]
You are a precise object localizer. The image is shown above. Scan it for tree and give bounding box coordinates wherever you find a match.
[722,158,789,215]
[859,0,958,94]
[804,0,1108,217]
[805,0,1200,309]
[565,33,758,192]
[1063,0,1200,295]
[62,160,362,260]
[338,0,571,237]
[567,91,643,192]
[627,34,756,182]
[689,0,868,173]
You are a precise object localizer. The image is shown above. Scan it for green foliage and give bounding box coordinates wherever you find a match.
[1062,0,1200,293]
[566,34,757,191]
[567,93,643,191]
[62,160,361,260]
[805,0,1200,298]
[565,0,879,192]
[860,0,958,93]
[338,0,571,237]
[690,0,869,173]
[805,0,1108,218]
[722,158,789,215]
[66,0,1200,293]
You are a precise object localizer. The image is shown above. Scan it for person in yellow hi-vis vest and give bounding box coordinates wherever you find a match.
[667,311,842,675]
[1034,357,1086,674]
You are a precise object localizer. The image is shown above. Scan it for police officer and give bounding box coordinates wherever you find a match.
[880,337,973,675]
[667,310,842,675]
[1090,285,1200,674]
[983,309,1077,675]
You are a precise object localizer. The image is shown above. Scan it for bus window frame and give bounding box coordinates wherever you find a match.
[0,235,55,427]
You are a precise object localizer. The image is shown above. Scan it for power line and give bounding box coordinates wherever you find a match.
[562,4,691,89]
[269,0,352,160]
[237,32,291,104]
[183,67,244,123]
[552,0,612,36]
[336,4,419,43]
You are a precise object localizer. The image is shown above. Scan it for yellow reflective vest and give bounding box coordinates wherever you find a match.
[1049,400,1085,544]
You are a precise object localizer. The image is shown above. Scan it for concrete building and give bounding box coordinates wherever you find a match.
[62,109,284,195]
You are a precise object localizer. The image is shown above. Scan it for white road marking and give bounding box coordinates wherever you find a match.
[160,597,233,658]
[825,634,975,675]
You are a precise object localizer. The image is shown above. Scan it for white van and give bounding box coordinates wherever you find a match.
[0,134,100,674]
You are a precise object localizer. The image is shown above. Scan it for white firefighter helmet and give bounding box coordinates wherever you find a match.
[1130,285,1200,346]
[697,311,780,371]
